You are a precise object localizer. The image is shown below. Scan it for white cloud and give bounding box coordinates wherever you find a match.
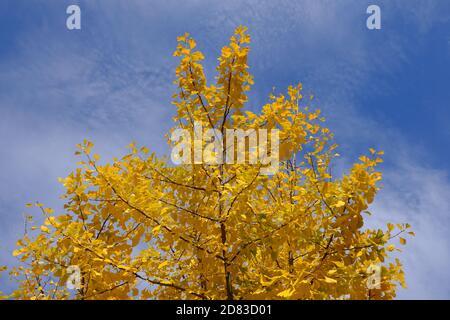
[370,159,450,299]
[1,0,449,298]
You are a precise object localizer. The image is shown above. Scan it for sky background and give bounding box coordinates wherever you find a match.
[0,0,449,299]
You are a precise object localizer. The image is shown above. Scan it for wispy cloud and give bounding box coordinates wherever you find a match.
[1,0,449,298]
[370,158,450,299]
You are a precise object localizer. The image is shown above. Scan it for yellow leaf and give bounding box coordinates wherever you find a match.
[40,225,50,233]
[158,261,169,269]
[260,275,277,287]
[277,288,295,298]
[118,265,131,271]
[12,249,23,257]
[399,237,407,245]
[387,244,395,252]
[334,200,346,208]
[44,216,56,226]
[332,261,345,268]
[324,276,337,284]
[327,269,337,275]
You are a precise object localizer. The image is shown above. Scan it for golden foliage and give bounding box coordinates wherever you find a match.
[5,26,411,300]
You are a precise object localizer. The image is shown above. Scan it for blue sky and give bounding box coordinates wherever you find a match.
[0,0,449,299]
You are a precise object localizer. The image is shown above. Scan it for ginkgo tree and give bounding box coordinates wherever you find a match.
[5,26,412,300]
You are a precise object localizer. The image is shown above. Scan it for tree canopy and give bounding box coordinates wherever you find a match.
[5,26,412,300]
